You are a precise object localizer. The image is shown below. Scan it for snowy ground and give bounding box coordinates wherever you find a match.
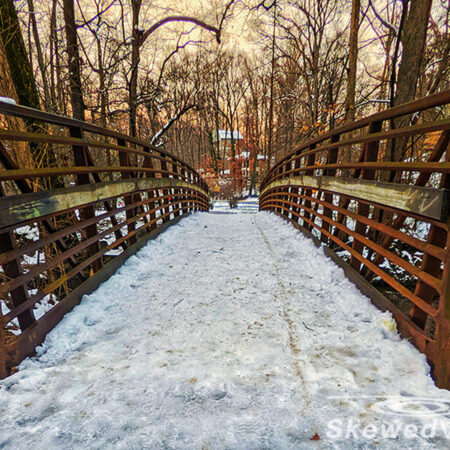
[1,210,449,449]
[211,197,259,214]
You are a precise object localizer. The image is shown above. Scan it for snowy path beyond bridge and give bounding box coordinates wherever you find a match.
[1,210,449,449]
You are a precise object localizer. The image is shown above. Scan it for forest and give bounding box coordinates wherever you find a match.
[0,0,448,194]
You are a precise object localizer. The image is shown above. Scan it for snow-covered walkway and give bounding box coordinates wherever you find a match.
[1,211,449,449]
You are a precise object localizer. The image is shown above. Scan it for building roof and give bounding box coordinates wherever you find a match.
[212,129,243,142]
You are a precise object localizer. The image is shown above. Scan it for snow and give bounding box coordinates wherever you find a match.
[212,130,243,142]
[0,97,16,105]
[15,224,39,241]
[0,210,449,448]
[212,198,259,214]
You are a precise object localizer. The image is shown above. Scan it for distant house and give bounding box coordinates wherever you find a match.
[210,129,244,176]
[211,129,243,157]
[200,129,270,196]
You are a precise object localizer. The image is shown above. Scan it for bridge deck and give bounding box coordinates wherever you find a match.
[0,208,448,448]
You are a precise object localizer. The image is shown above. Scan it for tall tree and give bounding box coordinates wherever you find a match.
[394,0,433,108]
[344,0,361,122]
[0,0,62,181]
[386,0,433,166]
[27,0,51,109]
[63,0,85,120]
[126,1,235,138]
[0,0,41,110]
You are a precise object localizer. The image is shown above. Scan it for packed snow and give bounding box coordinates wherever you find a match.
[0,210,449,449]
[211,197,259,214]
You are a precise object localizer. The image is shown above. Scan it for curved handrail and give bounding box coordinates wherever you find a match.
[259,90,450,389]
[0,101,204,186]
[0,103,209,377]
[262,89,450,188]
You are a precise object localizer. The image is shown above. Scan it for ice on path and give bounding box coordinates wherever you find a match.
[0,211,449,449]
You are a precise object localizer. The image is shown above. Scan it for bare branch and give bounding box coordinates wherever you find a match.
[151,104,196,146]
[140,16,221,47]
[368,0,397,35]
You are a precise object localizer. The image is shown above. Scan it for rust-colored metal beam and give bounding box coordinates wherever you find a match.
[0,100,209,378]
[260,91,450,389]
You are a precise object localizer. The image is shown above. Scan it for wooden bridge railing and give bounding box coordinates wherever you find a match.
[259,90,450,389]
[0,102,209,378]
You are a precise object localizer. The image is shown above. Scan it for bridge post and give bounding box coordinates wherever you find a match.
[284,158,294,219]
[350,121,382,271]
[285,186,291,219]
[70,126,102,270]
[181,167,189,215]
[292,151,302,224]
[321,134,340,244]
[0,183,35,334]
[280,163,288,217]
[117,138,137,245]
[172,157,185,217]
[174,158,182,216]
[409,134,450,334]
[159,156,170,223]
[0,183,36,380]
[0,230,35,331]
[167,157,176,218]
[0,309,6,378]
[435,220,450,389]
[418,136,450,389]
[143,147,157,231]
[303,144,316,232]
[0,185,35,375]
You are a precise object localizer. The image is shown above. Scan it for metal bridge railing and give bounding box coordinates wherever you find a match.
[0,103,209,377]
[259,90,450,389]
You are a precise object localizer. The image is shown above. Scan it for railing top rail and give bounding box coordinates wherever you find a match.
[0,99,210,378]
[263,89,450,184]
[0,101,199,177]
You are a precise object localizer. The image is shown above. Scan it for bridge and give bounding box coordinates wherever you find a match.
[0,91,450,447]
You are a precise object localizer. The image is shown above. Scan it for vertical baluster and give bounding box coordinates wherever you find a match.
[303,144,316,231]
[414,140,450,389]
[175,159,186,216]
[143,147,157,231]
[160,156,170,223]
[321,134,340,243]
[70,126,101,269]
[0,183,35,375]
[0,230,35,332]
[118,138,137,245]
[0,307,5,378]
[436,214,450,388]
[278,164,285,215]
[292,151,302,222]
[350,121,382,270]
[181,166,189,215]
[169,157,177,218]
[185,167,191,214]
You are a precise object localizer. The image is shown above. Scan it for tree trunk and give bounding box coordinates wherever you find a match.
[394,0,432,108]
[344,0,360,122]
[0,35,30,174]
[0,0,41,110]
[388,0,432,166]
[27,0,51,109]
[50,0,64,113]
[0,0,62,183]
[63,0,85,121]
[128,0,142,138]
